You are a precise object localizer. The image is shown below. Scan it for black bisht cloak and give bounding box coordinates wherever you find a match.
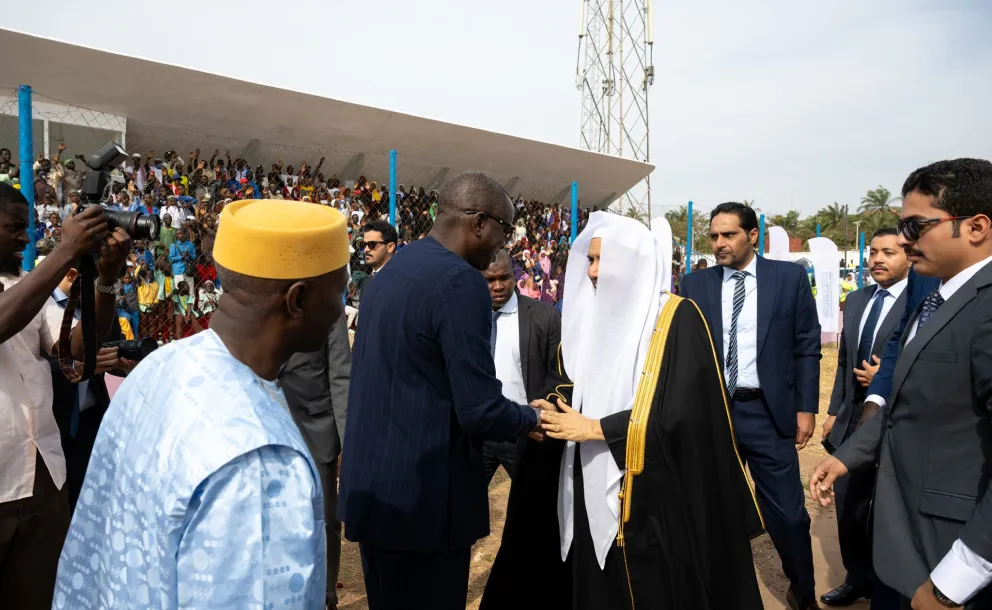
[481,296,765,610]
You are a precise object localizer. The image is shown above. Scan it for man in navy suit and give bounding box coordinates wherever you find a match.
[339,172,547,610]
[680,202,821,610]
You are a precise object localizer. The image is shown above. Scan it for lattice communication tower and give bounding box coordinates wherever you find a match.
[576,0,655,219]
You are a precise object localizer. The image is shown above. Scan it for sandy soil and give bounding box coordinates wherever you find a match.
[335,347,863,610]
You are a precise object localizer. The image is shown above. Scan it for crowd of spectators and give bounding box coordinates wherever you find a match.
[0,144,587,341]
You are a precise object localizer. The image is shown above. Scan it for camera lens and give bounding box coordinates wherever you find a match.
[105,210,161,241]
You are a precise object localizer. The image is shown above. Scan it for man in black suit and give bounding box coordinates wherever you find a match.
[680,202,821,610]
[48,268,133,513]
[812,159,992,609]
[480,250,561,483]
[278,316,351,610]
[820,227,910,606]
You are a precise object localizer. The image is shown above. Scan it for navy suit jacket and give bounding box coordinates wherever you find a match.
[338,237,539,553]
[679,255,821,437]
[865,266,941,404]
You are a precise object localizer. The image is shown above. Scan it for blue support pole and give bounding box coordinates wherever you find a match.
[858,231,865,288]
[570,182,578,244]
[18,85,35,272]
[816,223,821,238]
[758,214,765,257]
[686,200,693,273]
[388,149,397,227]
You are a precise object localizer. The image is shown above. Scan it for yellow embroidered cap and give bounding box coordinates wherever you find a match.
[213,199,349,279]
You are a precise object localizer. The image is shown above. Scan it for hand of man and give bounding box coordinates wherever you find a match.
[540,398,602,443]
[821,415,836,440]
[113,357,139,375]
[92,347,119,374]
[858,400,881,426]
[809,456,849,507]
[60,205,111,258]
[853,354,881,388]
[795,412,816,449]
[527,399,557,441]
[911,579,956,609]
[96,228,133,282]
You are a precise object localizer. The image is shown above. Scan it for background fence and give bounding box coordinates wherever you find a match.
[1,84,590,344]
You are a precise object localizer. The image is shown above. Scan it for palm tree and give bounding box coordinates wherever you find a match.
[768,210,801,233]
[859,186,901,214]
[665,204,711,253]
[623,208,648,226]
[817,202,848,229]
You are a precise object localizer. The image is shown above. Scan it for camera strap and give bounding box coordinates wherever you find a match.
[55,255,98,382]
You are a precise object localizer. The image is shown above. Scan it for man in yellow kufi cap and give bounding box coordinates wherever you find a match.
[55,200,351,610]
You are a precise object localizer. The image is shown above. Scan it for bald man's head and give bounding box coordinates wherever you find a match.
[437,171,511,218]
[431,171,514,271]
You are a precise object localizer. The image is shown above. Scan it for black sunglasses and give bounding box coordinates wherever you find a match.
[463,209,514,235]
[896,216,971,241]
[362,240,394,250]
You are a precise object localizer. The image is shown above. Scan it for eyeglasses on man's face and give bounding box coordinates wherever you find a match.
[463,210,514,236]
[896,216,971,241]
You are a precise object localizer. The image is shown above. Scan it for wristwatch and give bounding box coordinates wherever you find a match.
[932,583,963,608]
[95,281,120,295]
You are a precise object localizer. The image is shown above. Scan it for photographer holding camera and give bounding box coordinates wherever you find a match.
[0,181,131,609]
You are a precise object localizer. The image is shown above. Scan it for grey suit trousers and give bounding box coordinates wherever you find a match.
[316,455,342,607]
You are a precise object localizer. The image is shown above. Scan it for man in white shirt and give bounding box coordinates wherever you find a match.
[821,227,910,607]
[813,158,992,610]
[0,183,130,609]
[480,250,561,484]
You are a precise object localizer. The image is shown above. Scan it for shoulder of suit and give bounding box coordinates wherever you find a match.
[529,295,561,317]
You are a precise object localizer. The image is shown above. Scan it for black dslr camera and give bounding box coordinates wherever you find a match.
[103,338,158,362]
[77,142,161,241]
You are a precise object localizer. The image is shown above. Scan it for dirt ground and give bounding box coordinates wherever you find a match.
[335,346,863,610]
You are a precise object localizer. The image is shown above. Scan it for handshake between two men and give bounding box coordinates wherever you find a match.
[526,397,607,443]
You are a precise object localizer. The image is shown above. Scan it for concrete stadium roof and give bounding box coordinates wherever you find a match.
[0,28,653,208]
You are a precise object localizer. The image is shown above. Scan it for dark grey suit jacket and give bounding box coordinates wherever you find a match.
[278,316,351,464]
[827,283,906,450]
[834,261,992,601]
[515,294,562,401]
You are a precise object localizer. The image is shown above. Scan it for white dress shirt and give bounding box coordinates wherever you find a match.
[910,255,992,605]
[863,277,909,407]
[722,255,760,389]
[0,272,70,503]
[858,276,909,356]
[493,292,528,406]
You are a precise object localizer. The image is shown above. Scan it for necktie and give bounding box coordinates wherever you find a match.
[854,289,888,400]
[916,289,945,331]
[490,311,501,358]
[726,271,747,396]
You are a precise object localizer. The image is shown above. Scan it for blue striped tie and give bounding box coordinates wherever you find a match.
[727,271,747,396]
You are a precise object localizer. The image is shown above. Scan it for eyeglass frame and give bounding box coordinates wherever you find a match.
[896,216,972,241]
[462,209,514,235]
[361,240,395,250]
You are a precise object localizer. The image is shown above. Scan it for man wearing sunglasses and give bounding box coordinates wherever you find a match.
[812,158,992,610]
[362,219,398,276]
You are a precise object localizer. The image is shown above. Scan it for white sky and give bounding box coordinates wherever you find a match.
[5,0,991,215]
